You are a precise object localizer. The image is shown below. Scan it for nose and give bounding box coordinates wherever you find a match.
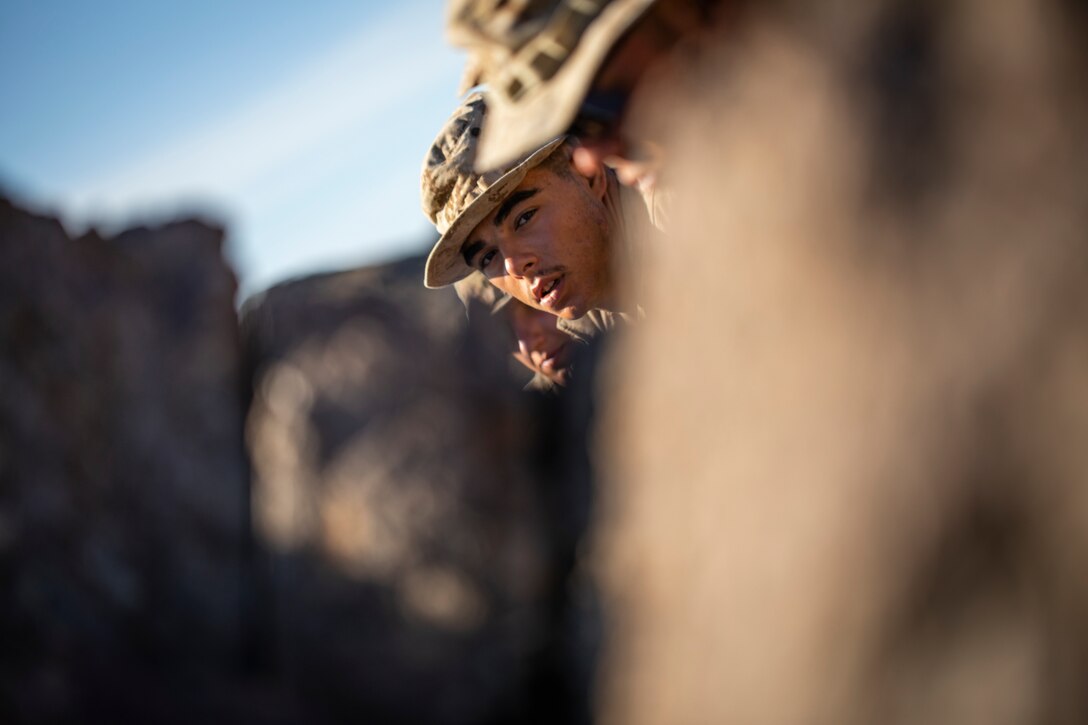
[520,318,546,351]
[504,249,537,278]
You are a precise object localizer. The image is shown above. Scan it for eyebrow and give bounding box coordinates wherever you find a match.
[460,188,542,267]
[493,188,539,227]
[461,239,486,267]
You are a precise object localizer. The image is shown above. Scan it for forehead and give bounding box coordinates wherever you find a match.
[500,163,569,212]
[459,163,573,252]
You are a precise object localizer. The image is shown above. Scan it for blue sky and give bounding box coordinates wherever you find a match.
[0,0,465,299]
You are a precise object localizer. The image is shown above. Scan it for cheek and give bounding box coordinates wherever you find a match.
[523,225,558,263]
[490,276,518,300]
[519,324,550,353]
[565,220,610,284]
[494,278,539,311]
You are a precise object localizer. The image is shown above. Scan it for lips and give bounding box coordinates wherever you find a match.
[535,348,559,370]
[532,273,564,311]
[535,339,570,370]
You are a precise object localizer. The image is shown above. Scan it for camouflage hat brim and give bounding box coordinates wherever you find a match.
[469,0,657,172]
[453,271,513,317]
[424,136,566,289]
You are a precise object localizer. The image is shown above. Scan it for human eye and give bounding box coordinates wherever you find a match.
[514,208,536,230]
[478,249,498,271]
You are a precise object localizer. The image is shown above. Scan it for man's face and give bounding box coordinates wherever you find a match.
[460,155,613,320]
[566,1,697,187]
[507,299,574,386]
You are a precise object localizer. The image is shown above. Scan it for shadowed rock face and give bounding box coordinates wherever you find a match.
[596,1,1088,723]
[241,256,595,725]
[0,199,598,723]
[0,197,249,720]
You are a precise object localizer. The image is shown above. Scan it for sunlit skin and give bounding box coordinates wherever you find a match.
[507,299,574,386]
[460,149,614,320]
[573,143,664,194]
[570,21,666,188]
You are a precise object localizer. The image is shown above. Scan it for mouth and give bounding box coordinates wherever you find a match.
[532,274,564,311]
[539,346,571,385]
[535,341,570,371]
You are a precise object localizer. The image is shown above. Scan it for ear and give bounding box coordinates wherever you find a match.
[572,146,609,201]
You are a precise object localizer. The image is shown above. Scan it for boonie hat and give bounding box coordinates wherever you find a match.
[421,92,565,289]
[447,0,656,170]
[453,271,512,314]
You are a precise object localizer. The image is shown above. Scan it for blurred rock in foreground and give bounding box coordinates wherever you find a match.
[0,197,250,722]
[597,1,1088,723]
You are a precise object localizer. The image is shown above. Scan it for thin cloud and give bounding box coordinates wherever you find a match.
[62,1,463,222]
